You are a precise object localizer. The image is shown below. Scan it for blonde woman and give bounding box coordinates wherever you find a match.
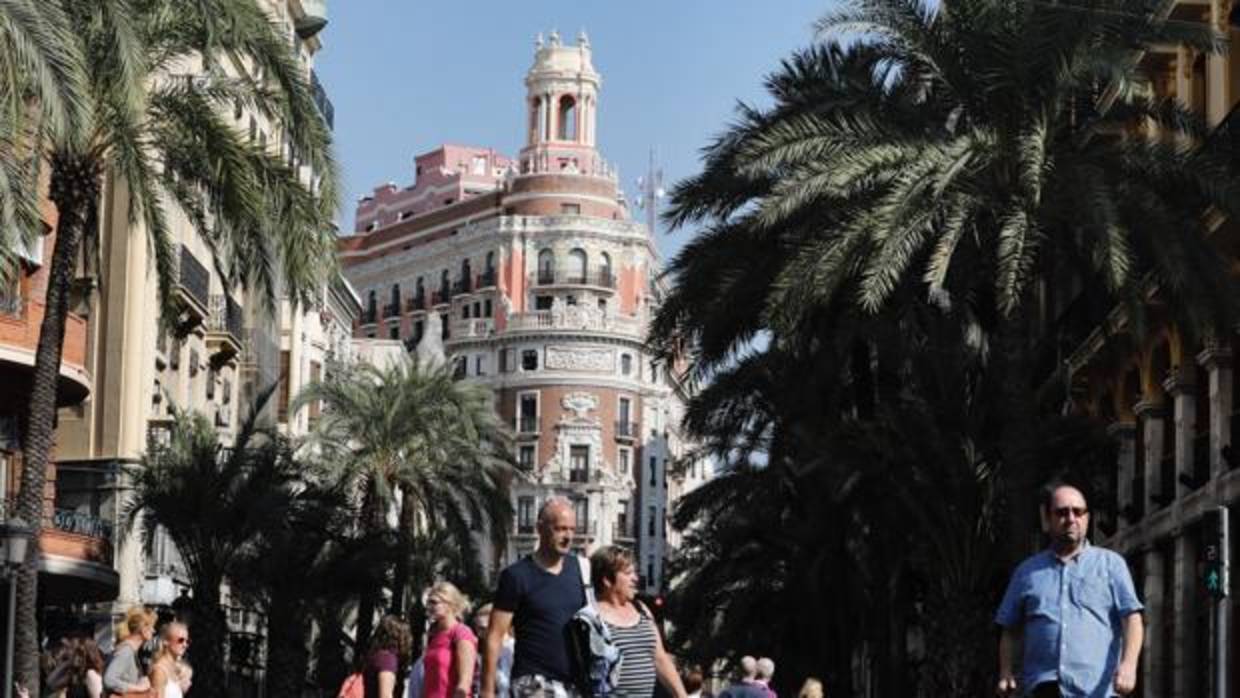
[423,582,478,698]
[102,607,154,696]
[148,622,191,698]
[797,678,823,698]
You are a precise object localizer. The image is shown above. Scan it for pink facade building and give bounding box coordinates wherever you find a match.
[338,31,703,589]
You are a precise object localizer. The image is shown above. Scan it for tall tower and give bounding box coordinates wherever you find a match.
[520,30,603,177]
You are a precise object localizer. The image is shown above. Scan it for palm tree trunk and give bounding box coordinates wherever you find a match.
[390,489,417,615]
[13,150,100,694]
[999,308,1042,565]
[187,578,229,698]
[265,598,312,698]
[355,481,384,651]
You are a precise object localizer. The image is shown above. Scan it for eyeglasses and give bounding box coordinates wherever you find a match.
[171,637,189,646]
[1053,506,1089,519]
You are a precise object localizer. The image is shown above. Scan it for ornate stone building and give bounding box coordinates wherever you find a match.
[340,32,699,591]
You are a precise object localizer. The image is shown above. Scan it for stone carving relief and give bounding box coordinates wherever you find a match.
[561,392,599,422]
[545,346,614,372]
[549,298,608,331]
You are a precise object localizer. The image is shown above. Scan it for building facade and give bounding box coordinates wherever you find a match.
[1068,3,1240,696]
[47,0,345,692]
[340,32,699,591]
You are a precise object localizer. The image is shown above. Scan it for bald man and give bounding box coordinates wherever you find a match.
[996,483,1144,697]
[483,496,585,698]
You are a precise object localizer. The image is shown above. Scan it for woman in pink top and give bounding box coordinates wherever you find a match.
[422,581,478,698]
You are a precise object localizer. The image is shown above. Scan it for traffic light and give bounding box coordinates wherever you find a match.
[1202,506,1230,600]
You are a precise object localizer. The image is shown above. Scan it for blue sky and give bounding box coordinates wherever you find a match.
[315,1,835,258]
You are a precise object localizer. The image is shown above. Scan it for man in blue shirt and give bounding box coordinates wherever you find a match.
[996,484,1144,697]
[483,496,586,698]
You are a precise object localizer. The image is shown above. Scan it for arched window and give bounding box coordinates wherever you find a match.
[568,248,588,283]
[558,95,577,141]
[600,252,613,286]
[538,249,555,284]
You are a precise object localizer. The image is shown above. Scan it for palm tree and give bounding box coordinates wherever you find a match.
[656,0,1240,561]
[293,359,513,645]
[126,391,304,697]
[0,0,85,275]
[12,1,337,688]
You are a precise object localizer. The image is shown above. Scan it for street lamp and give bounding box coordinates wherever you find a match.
[0,518,32,698]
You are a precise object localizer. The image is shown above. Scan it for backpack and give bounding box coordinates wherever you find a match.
[337,672,364,698]
[567,556,623,697]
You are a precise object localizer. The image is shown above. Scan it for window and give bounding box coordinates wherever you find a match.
[618,397,631,428]
[518,393,538,432]
[538,249,555,283]
[650,362,660,384]
[440,313,449,340]
[522,350,539,371]
[573,497,589,533]
[570,445,590,483]
[565,295,577,306]
[647,561,654,587]
[389,326,399,340]
[473,302,481,318]
[463,306,471,319]
[484,300,492,317]
[561,203,581,215]
[617,500,628,537]
[519,446,535,471]
[308,362,321,423]
[518,496,535,532]
[620,354,632,376]
[649,457,657,487]
[413,321,424,344]
[648,506,656,537]
[535,296,553,311]
[206,367,217,400]
[453,357,467,380]
[475,355,485,376]
[277,350,291,423]
[618,447,631,475]
[558,95,577,140]
[568,248,587,283]
[600,252,613,282]
[500,348,512,373]
[472,155,487,175]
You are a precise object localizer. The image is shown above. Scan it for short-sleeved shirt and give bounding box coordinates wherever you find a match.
[995,543,1143,697]
[423,622,478,698]
[364,649,401,698]
[717,681,768,698]
[494,554,586,683]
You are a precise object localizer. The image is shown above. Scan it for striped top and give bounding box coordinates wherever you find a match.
[605,606,658,698]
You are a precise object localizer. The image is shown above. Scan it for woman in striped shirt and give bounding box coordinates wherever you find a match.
[589,546,688,698]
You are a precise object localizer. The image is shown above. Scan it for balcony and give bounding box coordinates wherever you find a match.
[613,521,634,541]
[477,269,497,289]
[531,268,617,289]
[175,245,210,325]
[309,69,334,128]
[0,298,90,406]
[206,294,244,365]
[448,319,493,340]
[516,415,540,435]
[574,520,598,537]
[570,468,590,484]
[506,310,642,336]
[615,421,639,441]
[406,293,427,313]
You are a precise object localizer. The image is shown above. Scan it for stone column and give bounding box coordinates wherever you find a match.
[1108,422,1137,531]
[1197,344,1232,477]
[1142,546,1166,694]
[1171,532,1199,698]
[1163,368,1196,495]
[1134,400,1168,512]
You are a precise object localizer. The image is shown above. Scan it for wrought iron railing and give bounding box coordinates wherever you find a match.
[207,294,244,341]
[615,421,639,439]
[177,245,210,311]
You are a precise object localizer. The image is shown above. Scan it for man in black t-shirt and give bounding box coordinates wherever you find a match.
[483,496,586,698]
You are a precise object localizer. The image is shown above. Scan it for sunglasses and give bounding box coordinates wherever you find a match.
[171,637,189,646]
[1052,506,1089,518]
